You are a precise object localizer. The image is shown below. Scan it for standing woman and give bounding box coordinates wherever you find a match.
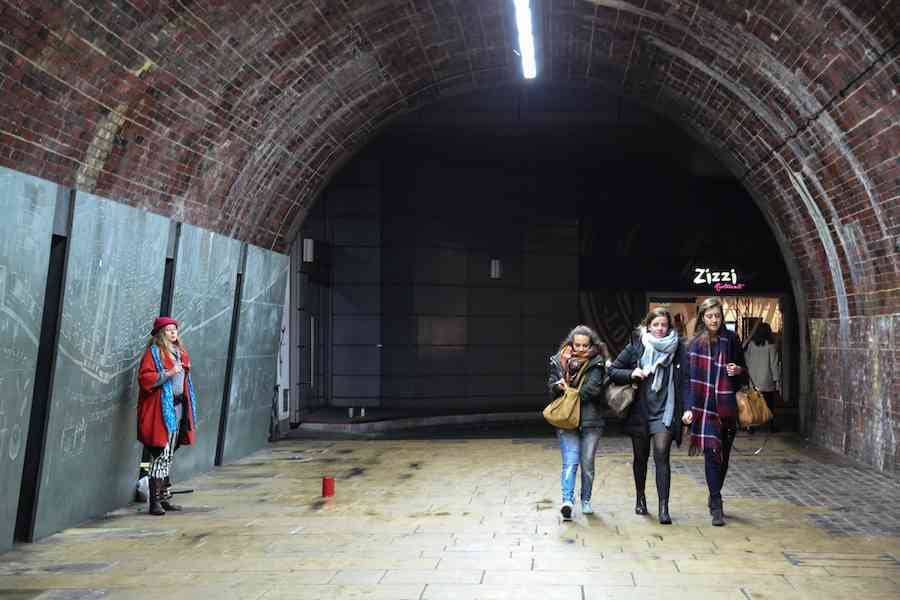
[744,322,780,432]
[137,317,197,516]
[681,298,746,526]
[608,307,684,524]
[548,325,608,521]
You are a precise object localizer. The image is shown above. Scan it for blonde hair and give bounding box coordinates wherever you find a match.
[146,327,185,357]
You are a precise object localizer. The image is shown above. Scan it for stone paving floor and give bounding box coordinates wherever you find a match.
[1,432,898,599]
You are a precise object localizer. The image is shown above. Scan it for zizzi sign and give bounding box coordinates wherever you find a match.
[693,268,746,292]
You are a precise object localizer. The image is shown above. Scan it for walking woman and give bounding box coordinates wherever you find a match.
[547,325,608,521]
[744,322,780,432]
[681,298,746,526]
[137,317,197,516]
[608,307,684,524]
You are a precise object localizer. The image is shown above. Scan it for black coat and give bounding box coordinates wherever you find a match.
[547,353,607,428]
[608,331,686,446]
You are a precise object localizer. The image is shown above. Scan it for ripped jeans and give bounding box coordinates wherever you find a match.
[557,427,603,503]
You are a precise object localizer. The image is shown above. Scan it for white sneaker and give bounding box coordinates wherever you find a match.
[560,501,573,521]
[581,500,593,515]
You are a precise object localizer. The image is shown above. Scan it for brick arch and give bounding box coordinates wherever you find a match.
[0,1,897,466]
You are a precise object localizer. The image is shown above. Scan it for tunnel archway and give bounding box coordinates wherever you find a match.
[0,1,896,470]
[296,81,803,436]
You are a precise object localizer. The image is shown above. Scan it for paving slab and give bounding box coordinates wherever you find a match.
[0,434,897,600]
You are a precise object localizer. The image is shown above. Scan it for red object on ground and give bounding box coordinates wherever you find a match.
[322,476,335,497]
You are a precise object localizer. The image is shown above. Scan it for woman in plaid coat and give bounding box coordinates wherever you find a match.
[681,298,746,526]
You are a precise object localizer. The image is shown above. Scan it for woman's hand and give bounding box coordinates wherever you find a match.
[681,410,693,425]
[726,363,743,377]
[166,364,183,377]
[631,368,647,380]
[557,379,568,390]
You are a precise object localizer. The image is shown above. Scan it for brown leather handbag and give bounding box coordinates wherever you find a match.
[601,381,636,419]
[736,372,774,427]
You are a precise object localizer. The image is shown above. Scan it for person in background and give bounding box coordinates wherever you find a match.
[744,322,780,433]
[681,298,746,526]
[137,317,197,516]
[547,325,608,521]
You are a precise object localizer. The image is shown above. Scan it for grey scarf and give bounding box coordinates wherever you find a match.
[639,328,680,426]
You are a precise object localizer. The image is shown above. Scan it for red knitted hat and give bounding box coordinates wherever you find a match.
[151,316,178,334]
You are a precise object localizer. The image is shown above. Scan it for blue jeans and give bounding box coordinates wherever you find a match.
[558,427,602,503]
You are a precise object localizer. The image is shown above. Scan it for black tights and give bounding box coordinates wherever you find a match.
[631,430,673,501]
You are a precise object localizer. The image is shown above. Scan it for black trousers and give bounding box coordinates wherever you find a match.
[704,426,736,502]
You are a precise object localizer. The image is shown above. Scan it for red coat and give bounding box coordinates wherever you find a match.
[137,346,196,448]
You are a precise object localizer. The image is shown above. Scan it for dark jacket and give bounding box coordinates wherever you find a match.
[608,330,686,446]
[547,353,607,428]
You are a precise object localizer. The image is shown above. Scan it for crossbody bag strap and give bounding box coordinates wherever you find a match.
[572,360,592,391]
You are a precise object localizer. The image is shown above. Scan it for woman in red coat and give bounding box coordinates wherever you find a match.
[137,316,197,516]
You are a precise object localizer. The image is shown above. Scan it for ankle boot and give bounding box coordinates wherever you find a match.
[161,476,182,511]
[658,499,671,525]
[635,492,648,515]
[148,478,165,516]
[161,494,182,511]
[710,495,725,526]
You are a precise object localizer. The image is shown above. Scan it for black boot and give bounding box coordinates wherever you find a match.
[658,499,671,525]
[635,492,648,515]
[148,478,165,516]
[710,495,725,526]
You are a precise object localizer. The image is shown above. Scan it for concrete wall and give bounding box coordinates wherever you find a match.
[0,167,57,552]
[0,168,287,552]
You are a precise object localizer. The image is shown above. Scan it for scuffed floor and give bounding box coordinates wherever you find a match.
[1,434,898,599]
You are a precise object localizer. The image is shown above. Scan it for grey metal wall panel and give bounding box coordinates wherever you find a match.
[221,246,287,464]
[414,285,466,315]
[333,285,380,315]
[33,193,168,540]
[468,317,523,345]
[170,225,241,481]
[0,168,56,552]
[332,346,381,376]
[413,248,467,284]
[333,316,381,345]
[332,247,381,283]
[524,254,577,289]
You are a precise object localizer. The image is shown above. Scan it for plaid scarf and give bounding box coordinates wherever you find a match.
[559,344,599,386]
[687,333,738,461]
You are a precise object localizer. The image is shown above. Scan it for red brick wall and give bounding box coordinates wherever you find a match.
[0,1,897,468]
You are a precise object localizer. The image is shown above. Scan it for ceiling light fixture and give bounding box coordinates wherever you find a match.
[513,0,537,79]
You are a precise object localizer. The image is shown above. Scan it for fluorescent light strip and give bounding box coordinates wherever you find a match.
[513,0,537,79]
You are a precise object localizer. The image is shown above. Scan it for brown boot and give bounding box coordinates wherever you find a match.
[148,478,165,516]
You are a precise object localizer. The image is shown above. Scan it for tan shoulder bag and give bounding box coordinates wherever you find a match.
[543,361,590,430]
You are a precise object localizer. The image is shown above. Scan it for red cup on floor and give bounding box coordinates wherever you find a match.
[322,476,335,497]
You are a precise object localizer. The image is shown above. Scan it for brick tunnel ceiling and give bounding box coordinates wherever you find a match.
[0,0,897,318]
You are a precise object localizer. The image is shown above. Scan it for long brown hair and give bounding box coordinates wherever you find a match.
[691,297,724,342]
